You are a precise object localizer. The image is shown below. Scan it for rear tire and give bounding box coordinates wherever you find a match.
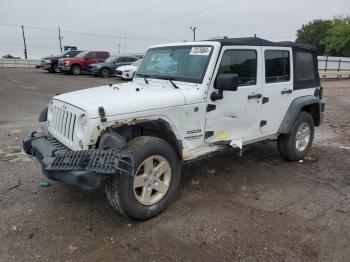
[278,111,314,161]
[105,136,181,220]
[70,64,81,75]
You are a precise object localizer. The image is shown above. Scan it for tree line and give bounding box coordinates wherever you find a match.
[296,16,350,57]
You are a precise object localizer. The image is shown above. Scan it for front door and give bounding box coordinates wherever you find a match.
[205,46,263,145]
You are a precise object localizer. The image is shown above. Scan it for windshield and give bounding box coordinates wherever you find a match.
[131,59,142,66]
[62,50,80,58]
[105,56,117,63]
[136,45,213,83]
[75,51,88,58]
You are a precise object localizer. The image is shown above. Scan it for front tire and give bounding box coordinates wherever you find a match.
[105,136,181,220]
[52,63,60,73]
[70,64,81,75]
[278,111,314,161]
[100,68,110,77]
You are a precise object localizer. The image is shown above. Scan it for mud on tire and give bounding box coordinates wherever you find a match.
[278,111,315,161]
[105,136,181,220]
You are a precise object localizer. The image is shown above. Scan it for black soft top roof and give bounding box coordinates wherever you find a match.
[205,37,316,51]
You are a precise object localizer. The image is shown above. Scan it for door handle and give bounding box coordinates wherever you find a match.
[281,89,292,95]
[248,93,262,99]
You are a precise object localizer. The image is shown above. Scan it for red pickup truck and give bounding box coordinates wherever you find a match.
[58,51,110,75]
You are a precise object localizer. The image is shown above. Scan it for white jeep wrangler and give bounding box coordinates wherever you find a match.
[23,37,325,220]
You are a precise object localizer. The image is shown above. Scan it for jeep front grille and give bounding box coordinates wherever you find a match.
[50,104,77,143]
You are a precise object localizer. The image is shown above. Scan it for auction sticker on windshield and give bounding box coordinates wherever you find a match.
[189,46,212,56]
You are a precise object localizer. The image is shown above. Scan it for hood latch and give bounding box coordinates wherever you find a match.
[98,106,107,122]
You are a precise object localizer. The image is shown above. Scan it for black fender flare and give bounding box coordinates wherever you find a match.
[278,96,321,134]
[38,104,48,122]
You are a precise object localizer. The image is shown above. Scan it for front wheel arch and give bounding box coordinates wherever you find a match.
[96,119,183,161]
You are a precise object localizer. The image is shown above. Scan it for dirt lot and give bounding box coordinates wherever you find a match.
[0,68,349,262]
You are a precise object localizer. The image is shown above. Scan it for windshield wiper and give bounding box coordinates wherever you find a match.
[152,76,179,89]
[169,79,179,89]
[136,73,149,84]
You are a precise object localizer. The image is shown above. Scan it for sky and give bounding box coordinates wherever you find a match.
[0,0,349,59]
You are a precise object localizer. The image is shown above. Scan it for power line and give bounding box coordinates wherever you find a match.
[121,0,244,32]
[0,42,58,49]
[0,22,181,42]
[118,0,182,18]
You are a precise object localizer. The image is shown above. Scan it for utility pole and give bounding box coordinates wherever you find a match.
[190,26,197,41]
[124,32,127,54]
[21,25,27,59]
[118,43,121,54]
[58,27,63,53]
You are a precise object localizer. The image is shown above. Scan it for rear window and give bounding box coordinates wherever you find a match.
[295,51,315,81]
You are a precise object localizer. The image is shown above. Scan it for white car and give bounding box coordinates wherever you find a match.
[24,37,325,220]
[116,59,142,80]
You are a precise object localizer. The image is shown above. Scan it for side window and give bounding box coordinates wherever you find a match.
[117,57,125,62]
[97,52,108,59]
[85,52,96,59]
[295,51,315,81]
[265,50,290,83]
[218,50,257,86]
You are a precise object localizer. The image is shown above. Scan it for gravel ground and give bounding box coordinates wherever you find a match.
[0,68,349,262]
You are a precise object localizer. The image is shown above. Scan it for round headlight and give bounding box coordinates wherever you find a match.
[76,114,88,139]
[80,114,88,130]
[45,59,51,63]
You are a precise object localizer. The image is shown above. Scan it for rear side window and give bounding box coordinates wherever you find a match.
[218,50,257,86]
[97,52,109,59]
[265,50,290,83]
[85,52,97,59]
[293,50,319,89]
[295,51,315,81]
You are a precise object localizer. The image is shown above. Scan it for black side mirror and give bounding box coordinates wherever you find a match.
[211,73,239,101]
[85,57,90,60]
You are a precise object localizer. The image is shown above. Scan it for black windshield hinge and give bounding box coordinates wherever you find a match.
[206,104,216,112]
[205,131,214,138]
[98,106,107,122]
[262,97,269,104]
[260,120,267,127]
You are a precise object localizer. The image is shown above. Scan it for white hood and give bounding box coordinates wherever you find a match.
[53,81,188,119]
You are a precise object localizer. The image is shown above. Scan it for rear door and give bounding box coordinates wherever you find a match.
[95,52,108,63]
[205,46,263,145]
[260,47,293,134]
[82,52,98,69]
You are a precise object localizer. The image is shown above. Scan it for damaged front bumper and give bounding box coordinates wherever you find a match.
[23,131,133,190]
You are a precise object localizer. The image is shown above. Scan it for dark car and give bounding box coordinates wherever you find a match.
[41,50,82,73]
[88,56,138,77]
